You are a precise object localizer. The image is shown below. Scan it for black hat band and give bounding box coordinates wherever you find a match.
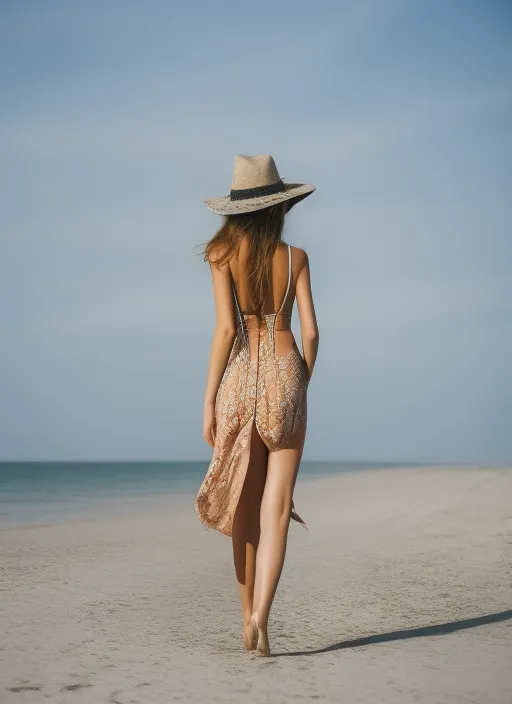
[230,179,285,201]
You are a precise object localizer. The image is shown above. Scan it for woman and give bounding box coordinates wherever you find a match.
[194,154,320,656]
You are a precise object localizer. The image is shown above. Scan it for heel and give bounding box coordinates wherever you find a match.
[249,615,258,650]
[251,614,271,657]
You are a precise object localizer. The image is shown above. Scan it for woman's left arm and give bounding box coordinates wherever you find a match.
[202,253,237,447]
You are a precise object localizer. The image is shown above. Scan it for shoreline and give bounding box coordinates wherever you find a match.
[1,462,508,532]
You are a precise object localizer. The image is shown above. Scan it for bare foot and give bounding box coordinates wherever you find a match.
[250,613,271,656]
[243,617,257,650]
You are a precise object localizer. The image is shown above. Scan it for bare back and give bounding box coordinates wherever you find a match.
[229,240,308,360]
[230,239,304,316]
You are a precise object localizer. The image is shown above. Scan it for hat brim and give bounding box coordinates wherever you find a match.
[203,182,315,215]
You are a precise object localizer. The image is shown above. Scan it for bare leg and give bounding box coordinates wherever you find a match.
[251,438,304,654]
[232,421,268,649]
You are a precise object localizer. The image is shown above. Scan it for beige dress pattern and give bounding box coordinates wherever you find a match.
[194,244,308,537]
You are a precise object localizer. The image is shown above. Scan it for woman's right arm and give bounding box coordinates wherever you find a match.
[295,249,319,385]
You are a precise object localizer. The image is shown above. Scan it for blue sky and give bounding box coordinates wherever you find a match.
[1,0,511,462]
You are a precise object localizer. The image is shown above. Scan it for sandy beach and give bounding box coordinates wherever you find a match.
[1,465,511,703]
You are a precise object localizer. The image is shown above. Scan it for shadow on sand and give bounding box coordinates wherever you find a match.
[276,607,512,657]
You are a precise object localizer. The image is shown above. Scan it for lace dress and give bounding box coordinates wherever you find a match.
[194,244,308,537]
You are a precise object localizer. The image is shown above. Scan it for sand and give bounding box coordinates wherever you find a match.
[1,465,511,703]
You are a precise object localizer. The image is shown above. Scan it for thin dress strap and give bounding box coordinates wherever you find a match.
[231,276,248,345]
[276,244,292,315]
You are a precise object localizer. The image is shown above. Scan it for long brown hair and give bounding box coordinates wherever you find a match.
[198,198,300,322]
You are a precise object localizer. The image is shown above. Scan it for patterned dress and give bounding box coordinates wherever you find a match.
[194,244,308,537]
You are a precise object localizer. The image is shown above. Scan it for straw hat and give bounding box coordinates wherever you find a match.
[203,154,315,215]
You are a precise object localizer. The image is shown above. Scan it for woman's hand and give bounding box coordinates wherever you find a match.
[203,401,217,448]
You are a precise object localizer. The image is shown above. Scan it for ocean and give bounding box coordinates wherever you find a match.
[0,460,419,528]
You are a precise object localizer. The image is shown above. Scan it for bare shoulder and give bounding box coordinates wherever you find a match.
[289,244,309,274]
[207,243,230,267]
